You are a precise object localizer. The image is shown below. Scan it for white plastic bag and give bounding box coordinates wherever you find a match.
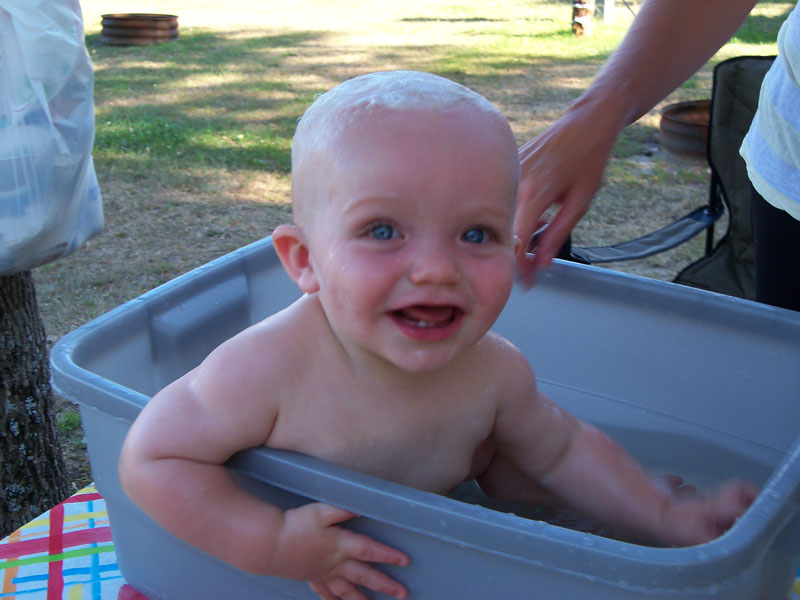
[0,0,103,275]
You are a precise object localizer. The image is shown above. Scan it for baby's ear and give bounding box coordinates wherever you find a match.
[271,225,319,294]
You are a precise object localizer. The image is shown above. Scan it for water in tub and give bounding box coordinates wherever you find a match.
[450,424,776,544]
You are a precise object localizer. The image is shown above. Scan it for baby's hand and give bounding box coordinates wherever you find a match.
[655,479,758,546]
[274,502,409,600]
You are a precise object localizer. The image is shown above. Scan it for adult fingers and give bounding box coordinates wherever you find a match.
[526,198,587,271]
[515,252,538,290]
[515,169,596,271]
[514,183,550,248]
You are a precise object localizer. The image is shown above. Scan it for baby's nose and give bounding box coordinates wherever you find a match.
[408,243,461,286]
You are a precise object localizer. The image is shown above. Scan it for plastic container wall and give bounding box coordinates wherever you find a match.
[51,237,800,599]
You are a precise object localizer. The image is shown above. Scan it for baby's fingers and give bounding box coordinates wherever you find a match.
[315,504,360,527]
[656,474,697,498]
[711,481,759,530]
[339,559,408,600]
[315,504,409,568]
[339,528,410,568]
[309,578,369,600]
[308,580,343,600]
[310,560,407,600]
[307,503,409,599]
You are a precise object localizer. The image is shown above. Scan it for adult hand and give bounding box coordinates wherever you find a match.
[515,97,624,284]
[513,0,757,286]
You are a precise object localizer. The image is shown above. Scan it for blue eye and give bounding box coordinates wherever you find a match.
[462,228,486,244]
[369,224,396,240]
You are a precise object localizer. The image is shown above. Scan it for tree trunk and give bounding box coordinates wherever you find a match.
[1,270,69,538]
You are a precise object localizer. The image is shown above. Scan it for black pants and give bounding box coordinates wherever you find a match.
[750,186,800,311]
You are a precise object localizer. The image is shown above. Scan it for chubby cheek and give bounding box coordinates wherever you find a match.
[320,251,399,317]
[470,258,515,319]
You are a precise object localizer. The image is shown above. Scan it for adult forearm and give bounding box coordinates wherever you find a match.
[514,0,757,271]
[575,0,758,128]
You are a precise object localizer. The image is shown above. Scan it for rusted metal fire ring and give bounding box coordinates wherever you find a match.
[101,14,179,46]
[659,99,711,160]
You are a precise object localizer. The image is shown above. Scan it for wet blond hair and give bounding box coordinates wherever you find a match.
[290,71,513,227]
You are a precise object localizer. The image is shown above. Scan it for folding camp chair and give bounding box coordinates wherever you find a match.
[673,55,774,300]
[559,55,775,301]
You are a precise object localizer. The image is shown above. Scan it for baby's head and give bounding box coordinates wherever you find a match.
[290,70,519,232]
[275,71,520,372]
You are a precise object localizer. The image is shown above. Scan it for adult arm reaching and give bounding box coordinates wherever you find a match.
[515,0,759,278]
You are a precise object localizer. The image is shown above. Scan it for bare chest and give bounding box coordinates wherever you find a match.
[267,384,496,494]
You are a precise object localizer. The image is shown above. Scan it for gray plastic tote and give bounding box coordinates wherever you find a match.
[0,0,103,275]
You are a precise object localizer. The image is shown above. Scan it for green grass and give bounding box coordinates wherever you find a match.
[731,1,793,45]
[76,0,784,198]
[57,411,83,435]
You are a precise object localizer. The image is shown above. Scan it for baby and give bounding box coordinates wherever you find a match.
[119,71,757,600]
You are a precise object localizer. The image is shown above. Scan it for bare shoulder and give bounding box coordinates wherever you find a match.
[476,331,554,433]
[476,331,537,393]
[480,332,581,470]
[191,294,321,407]
[128,295,325,460]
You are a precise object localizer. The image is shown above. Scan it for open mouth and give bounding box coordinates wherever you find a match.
[391,305,463,329]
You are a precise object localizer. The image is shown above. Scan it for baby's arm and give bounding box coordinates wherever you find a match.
[519,418,755,545]
[118,333,408,599]
[482,352,757,546]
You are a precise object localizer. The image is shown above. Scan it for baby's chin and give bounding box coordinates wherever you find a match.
[386,349,464,374]
[382,325,488,374]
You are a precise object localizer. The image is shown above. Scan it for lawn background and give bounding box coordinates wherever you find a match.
[40,0,789,488]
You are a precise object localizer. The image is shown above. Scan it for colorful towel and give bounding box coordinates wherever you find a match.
[0,485,142,600]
